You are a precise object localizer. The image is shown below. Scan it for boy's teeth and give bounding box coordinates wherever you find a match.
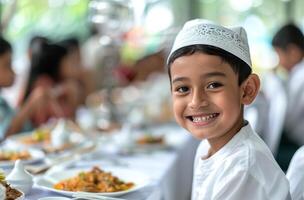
[192,114,217,122]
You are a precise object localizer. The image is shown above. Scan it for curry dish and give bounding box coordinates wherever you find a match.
[54,167,134,193]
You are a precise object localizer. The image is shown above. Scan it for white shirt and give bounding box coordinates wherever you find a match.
[192,123,290,200]
[284,60,304,145]
[286,146,304,200]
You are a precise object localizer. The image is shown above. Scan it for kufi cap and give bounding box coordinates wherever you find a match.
[167,19,252,67]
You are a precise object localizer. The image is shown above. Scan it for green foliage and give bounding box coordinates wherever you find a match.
[1,0,90,57]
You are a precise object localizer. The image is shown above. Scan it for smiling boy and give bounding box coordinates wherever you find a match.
[167,19,290,200]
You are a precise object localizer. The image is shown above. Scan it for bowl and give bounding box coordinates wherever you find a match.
[7,180,33,195]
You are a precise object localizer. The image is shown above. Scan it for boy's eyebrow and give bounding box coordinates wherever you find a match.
[172,72,226,83]
[172,77,189,84]
[202,72,226,78]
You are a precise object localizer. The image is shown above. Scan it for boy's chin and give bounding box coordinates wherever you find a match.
[183,127,208,140]
[191,132,208,140]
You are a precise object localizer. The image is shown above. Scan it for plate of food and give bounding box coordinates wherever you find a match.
[1,170,25,199]
[35,166,150,197]
[134,133,171,151]
[0,148,45,168]
[7,128,51,147]
[6,129,86,155]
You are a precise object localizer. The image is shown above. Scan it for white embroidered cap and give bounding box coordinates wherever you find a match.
[167,19,252,68]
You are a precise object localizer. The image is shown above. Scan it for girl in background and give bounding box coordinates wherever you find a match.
[20,40,80,127]
[0,36,61,139]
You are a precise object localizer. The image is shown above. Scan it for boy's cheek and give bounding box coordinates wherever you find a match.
[172,102,184,124]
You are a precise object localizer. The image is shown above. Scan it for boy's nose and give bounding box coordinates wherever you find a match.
[189,90,209,109]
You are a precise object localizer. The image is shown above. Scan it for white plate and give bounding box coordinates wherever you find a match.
[6,131,44,147]
[0,148,45,168]
[6,131,86,155]
[35,167,150,197]
[7,131,85,147]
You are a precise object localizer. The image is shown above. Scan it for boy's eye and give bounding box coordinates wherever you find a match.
[176,86,189,93]
[207,82,223,89]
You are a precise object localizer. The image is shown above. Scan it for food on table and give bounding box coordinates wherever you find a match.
[54,166,134,193]
[16,120,83,154]
[20,129,51,145]
[0,150,31,161]
[0,170,23,200]
[136,135,164,145]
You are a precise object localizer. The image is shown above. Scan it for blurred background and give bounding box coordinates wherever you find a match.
[1,0,303,87]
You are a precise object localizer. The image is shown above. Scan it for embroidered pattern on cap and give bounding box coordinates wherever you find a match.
[167,20,252,68]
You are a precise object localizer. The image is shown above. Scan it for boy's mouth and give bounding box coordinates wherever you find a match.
[186,113,219,123]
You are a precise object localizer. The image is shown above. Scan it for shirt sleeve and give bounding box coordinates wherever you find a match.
[213,169,291,200]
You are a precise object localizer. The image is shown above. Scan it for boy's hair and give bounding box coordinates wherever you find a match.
[0,36,12,55]
[272,23,304,51]
[168,45,252,85]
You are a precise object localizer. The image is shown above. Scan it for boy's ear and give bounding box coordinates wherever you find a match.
[240,74,260,105]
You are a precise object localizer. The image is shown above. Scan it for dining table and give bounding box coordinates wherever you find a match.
[10,122,200,200]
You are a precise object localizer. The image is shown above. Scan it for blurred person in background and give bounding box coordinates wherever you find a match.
[19,40,81,127]
[131,49,166,83]
[250,23,304,171]
[1,35,49,108]
[16,35,49,104]
[0,36,62,140]
[59,37,95,103]
[114,49,166,86]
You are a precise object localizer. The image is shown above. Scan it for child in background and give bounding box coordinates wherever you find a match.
[271,24,304,170]
[271,24,304,145]
[20,41,80,126]
[0,36,62,140]
[167,19,290,200]
[59,37,95,102]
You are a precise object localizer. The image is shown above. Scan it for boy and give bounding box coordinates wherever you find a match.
[271,24,304,148]
[247,23,304,170]
[167,19,290,200]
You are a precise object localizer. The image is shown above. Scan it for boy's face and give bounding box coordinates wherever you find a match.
[275,47,293,71]
[0,51,15,87]
[170,52,246,142]
[275,45,303,71]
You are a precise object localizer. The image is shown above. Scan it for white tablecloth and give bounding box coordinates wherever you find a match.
[24,124,200,200]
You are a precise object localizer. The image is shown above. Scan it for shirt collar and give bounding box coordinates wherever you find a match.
[198,121,253,168]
